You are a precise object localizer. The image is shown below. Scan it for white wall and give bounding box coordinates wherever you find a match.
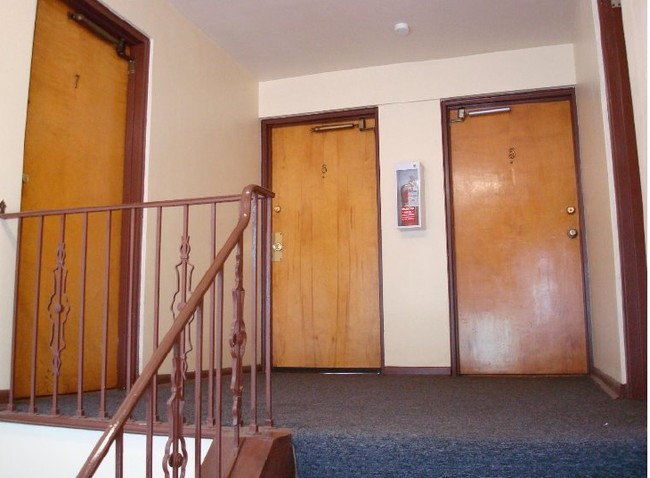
[0,0,38,391]
[0,422,210,477]
[260,45,577,367]
[0,0,260,389]
[573,0,626,383]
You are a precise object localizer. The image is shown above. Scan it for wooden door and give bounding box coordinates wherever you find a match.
[450,99,588,374]
[14,0,128,396]
[270,118,381,369]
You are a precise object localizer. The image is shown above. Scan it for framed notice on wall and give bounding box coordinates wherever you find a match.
[396,162,423,229]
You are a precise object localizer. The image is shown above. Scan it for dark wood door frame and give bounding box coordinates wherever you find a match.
[596,0,646,400]
[441,87,591,377]
[260,107,386,371]
[62,0,149,387]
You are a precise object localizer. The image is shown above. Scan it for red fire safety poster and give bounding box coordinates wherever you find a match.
[396,162,422,229]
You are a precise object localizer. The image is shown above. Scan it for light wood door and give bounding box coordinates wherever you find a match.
[14,0,128,396]
[450,100,587,374]
[271,119,381,368]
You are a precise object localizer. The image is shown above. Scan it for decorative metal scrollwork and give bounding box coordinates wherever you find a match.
[47,241,70,377]
[170,234,195,378]
[162,356,188,477]
[230,241,247,437]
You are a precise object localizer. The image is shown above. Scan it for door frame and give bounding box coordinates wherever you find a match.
[61,0,149,387]
[441,87,591,376]
[260,107,385,371]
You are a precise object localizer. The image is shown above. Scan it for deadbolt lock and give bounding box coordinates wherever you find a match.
[272,232,284,261]
[566,206,576,215]
[273,205,282,213]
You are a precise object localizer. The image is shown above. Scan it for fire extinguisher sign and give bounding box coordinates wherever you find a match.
[396,162,423,229]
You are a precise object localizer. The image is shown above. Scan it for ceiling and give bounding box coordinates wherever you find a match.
[168,0,579,82]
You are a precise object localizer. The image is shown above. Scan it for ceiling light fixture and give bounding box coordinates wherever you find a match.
[394,22,410,36]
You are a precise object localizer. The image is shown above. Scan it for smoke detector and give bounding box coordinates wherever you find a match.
[394,22,410,36]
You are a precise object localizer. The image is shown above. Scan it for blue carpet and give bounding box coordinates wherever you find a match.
[268,374,646,478]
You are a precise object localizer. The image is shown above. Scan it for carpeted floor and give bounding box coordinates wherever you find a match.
[266,373,646,477]
[14,372,647,477]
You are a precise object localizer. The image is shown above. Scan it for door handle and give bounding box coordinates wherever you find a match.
[567,228,578,239]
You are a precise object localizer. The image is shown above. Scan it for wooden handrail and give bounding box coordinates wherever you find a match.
[76,184,274,477]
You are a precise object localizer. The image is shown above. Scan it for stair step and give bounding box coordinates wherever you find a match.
[201,428,294,478]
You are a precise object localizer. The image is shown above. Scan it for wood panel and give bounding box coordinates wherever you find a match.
[14,0,128,396]
[271,120,381,368]
[451,100,588,374]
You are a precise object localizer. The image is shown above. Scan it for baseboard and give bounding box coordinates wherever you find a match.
[156,364,263,385]
[382,366,451,376]
[591,367,626,399]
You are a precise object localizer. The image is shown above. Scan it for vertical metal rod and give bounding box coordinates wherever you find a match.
[29,216,44,414]
[126,209,137,391]
[76,212,89,417]
[153,207,163,422]
[231,238,245,447]
[215,267,224,478]
[207,203,217,425]
[264,197,273,426]
[146,381,154,478]
[7,217,25,412]
[115,430,124,478]
[99,211,112,419]
[194,299,204,477]
[178,205,191,383]
[249,197,259,432]
[51,214,67,416]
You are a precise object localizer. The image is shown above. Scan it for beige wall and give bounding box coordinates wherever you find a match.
[0,0,260,388]
[573,0,626,383]
[259,45,578,367]
[0,1,635,385]
[621,0,647,221]
[0,0,39,389]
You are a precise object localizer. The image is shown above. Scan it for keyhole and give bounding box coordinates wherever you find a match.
[321,164,328,178]
[74,74,81,89]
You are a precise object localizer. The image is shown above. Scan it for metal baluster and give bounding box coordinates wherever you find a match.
[115,430,124,478]
[48,214,69,416]
[76,212,89,417]
[7,217,25,413]
[162,337,188,477]
[250,196,259,433]
[153,206,163,422]
[264,196,274,426]
[207,203,217,426]
[214,267,224,478]
[99,211,112,419]
[194,299,204,477]
[230,238,246,447]
[29,216,44,414]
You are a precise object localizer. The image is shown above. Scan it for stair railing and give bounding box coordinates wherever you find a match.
[65,184,275,477]
[57,184,273,477]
